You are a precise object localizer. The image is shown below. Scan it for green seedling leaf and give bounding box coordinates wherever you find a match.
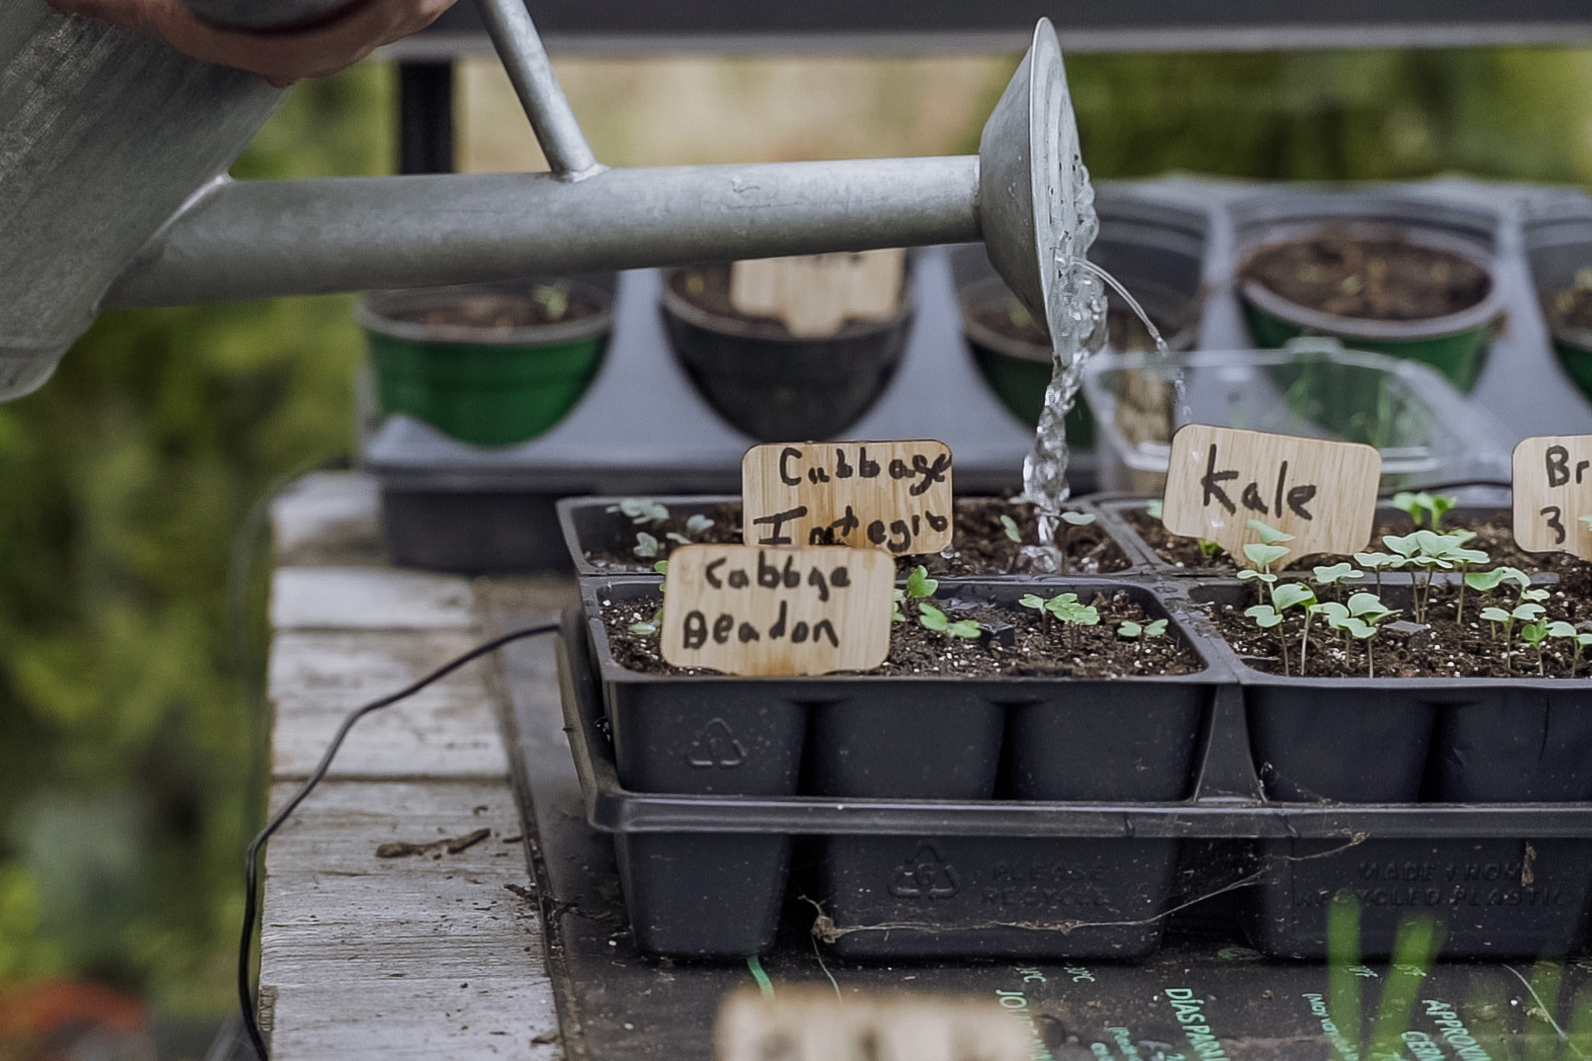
[666,532,691,544]
[1060,511,1097,526]
[1118,620,1143,639]
[1145,499,1164,520]
[1521,622,1549,645]
[1313,563,1364,586]
[1521,587,1550,603]
[999,514,1022,542]
[1480,606,1513,624]
[1465,569,1509,592]
[1339,616,1376,639]
[633,532,660,558]
[1247,520,1296,545]
[532,281,570,321]
[1355,551,1401,570]
[1428,494,1456,528]
[1448,528,1478,546]
[918,603,949,632]
[1500,566,1532,590]
[685,514,715,536]
[1244,605,1283,629]
[1242,543,1290,569]
[905,565,938,600]
[1579,634,1592,648]
[948,620,984,639]
[1272,583,1317,611]
[1046,593,1101,626]
[1197,538,1223,558]
[1347,592,1392,620]
[1390,491,1423,522]
[1309,602,1349,623]
[1513,603,1547,622]
[1018,593,1046,611]
[653,560,669,575]
[1548,621,1579,638]
[1451,548,1490,566]
[628,607,664,637]
[1237,569,1278,585]
[1382,533,1420,559]
[1143,619,1169,637]
[614,497,669,524]
[892,588,906,623]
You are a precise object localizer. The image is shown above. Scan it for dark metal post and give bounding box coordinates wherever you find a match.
[397,61,455,175]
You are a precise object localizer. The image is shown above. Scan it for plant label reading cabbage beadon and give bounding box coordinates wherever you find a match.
[1513,435,1592,560]
[741,440,954,556]
[661,544,894,676]
[1162,425,1381,564]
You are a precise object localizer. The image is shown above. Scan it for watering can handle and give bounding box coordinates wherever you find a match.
[474,0,603,181]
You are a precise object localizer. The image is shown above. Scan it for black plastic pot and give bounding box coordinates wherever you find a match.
[576,577,1219,958]
[659,264,913,442]
[1523,199,1592,406]
[1178,579,1592,959]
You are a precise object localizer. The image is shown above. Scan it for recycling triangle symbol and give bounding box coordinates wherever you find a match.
[687,718,747,768]
[890,840,960,899]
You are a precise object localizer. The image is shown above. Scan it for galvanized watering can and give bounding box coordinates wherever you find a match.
[0,0,1084,401]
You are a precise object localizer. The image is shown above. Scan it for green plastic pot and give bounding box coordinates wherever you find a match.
[357,280,612,447]
[960,276,1199,448]
[1237,233,1503,395]
[1551,324,1592,403]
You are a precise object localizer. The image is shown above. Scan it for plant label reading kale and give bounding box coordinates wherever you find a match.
[1162,425,1380,564]
[1513,435,1592,560]
[741,440,954,556]
[661,544,894,676]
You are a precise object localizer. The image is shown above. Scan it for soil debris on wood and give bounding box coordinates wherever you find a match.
[601,591,1201,679]
[1240,235,1490,320]
[584,496,1130,576]
[376,827,492,859]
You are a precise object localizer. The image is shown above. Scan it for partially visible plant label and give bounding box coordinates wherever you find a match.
[661,544,894,675]
[1513,435,1592,559]
[729,249,904,338]
[716,987,1030,1061]
[742,440,953,555]
[1162,425,1380,564]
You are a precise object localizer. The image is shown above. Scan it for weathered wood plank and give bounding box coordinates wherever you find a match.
[270,630,505,782]
[271,566,476,631]
[261,780,561,1061]
[272,472,384,568]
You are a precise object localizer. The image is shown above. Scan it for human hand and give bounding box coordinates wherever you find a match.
[47,0,459,86]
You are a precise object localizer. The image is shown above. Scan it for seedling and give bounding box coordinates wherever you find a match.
[1305,600,1348,673]
[663,513,716,546]
[1118,618,1169,639]
[1548,621,1592,676]
[1353,550,1400,594]
[1480,594,1547,669]
[1380,531,1485,623]
[1244,581,1316,674]
[1240,522,1293,604]
[1044,593,1101,643]
[999,514,1022,543]
[918,603,982,639]
[1145,499,1164,519]
[1057,510,1097,573]
[610,497,670,525]
[1145,498,1220,559]
[894,564,937,622]
[1389,491,1456,531]
[1336,592,1396,678]
[1312,562,1364,602]
[531,280,571,322]
[633,531,660,558]
[1521,621,1550,675]
[629,561,670,635]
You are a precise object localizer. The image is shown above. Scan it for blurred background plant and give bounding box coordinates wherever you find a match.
[0,40,1590,1056]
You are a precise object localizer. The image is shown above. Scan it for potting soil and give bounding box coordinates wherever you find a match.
[966,286,1173,353]
[670,264,899,338]
[601,590,1201,679]
[1555,281,1592,330]
[1241,236,1490,321]
[387,287,605,328]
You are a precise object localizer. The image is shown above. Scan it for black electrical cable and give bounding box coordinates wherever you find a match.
[238,621,561,1061]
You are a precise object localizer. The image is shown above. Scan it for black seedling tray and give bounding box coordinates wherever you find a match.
[562,566,1592,963]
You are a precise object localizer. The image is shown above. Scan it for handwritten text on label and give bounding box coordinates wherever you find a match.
[660,544,894,676]
[742,440,953,555]
[1162,425,1380,564]
[1513,435,1592,560]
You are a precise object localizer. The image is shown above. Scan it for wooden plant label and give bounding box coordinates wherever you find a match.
[1162,425,1380,564]
[716,987,1030,1061]
[742,440,953,556]
[660,544,894,676]
[1513,435,1592,559]
[729,249,905,338]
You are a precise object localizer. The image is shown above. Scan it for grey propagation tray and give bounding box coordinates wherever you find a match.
[362,176,1592,573]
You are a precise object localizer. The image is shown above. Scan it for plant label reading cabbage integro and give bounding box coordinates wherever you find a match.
[661,544,895,676]
[1162,425,1381,563]
[741,441,954,556]
[1513,435,1592,560]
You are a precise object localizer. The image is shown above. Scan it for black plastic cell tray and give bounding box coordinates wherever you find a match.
[561,574,1592,961]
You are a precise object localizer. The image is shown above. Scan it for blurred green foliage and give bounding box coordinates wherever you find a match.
[0,63,392,1017]
[0,43,1588,1024]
